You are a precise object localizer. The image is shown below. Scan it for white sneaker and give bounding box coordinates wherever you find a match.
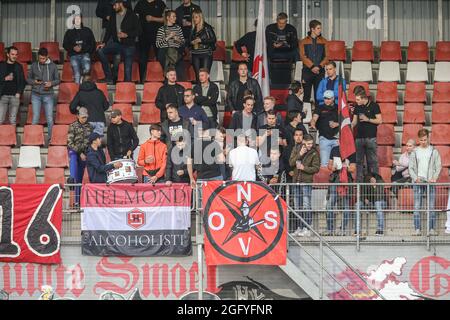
[303,229,312,237]
[293,227,303,237]
[413,229,421,236]
[429,229,437,236]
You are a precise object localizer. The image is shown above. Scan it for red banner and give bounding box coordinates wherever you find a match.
[203,181,287,265]
[0,184,63,264]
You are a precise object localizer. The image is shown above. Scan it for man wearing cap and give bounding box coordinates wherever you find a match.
[107,109,139,160]
[87,132,123,183]
[67,107,93,203]
[138,124,168,184]
[310,90,339,166]
[97,0,141,84]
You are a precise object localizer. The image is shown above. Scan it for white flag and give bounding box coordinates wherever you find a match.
[252,0,270,97]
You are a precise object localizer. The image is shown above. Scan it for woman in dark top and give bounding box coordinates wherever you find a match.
[190,9,216,84]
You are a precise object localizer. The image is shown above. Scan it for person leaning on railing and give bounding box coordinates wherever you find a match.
[360,172,386,236]
[289,134,320,237]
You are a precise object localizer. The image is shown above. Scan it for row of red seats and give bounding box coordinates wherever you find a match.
[0,41,227,64]
[0,168,65,185]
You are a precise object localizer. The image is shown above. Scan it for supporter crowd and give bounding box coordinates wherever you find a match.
[0,0,444,237]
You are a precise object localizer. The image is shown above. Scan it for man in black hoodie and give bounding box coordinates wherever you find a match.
[107,109,139,160]
[69,75,110,135]
[0,46,25,125]
[97,0,141,83]
[175,0,201,46]
[63,14,96,84]
[155,67,185,122]
[265,12,299,63]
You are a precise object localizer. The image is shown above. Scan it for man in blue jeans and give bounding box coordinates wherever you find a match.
[310,90,339,167]
[97,0,141,84]
[351,87,382,182]
[408,128,442,236]
[27,47,60,141]
[67,107,93,204]
[360,172,386,236]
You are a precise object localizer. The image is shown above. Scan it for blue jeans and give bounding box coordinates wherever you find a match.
[413,185,436,230]
[97,41,136,82]
[70,53,91,84]
[293,185,312,229]
[68,149,86,204]
[89,122,105,135]
[319,136,339,167]
[361,200,386,232]
[326,186,353,232]
[31,93,54,139]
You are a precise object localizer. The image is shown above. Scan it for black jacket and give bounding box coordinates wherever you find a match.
[86,146,114,183]
[63,26,96,56]
[155,83,185,122]
[229,111,257,130]
[161,118,191,149]
[69,81,110,123]
[286,94,304,113]
[107,120,139,160]
[103,8,141,47]
[189,23,217,55]
[226,77,263,112]
[361,173,386,203]
[175,2,201,39]
[235,31,256,61]
[193,82,219,121]
[0,62,26,96]
[265,23,298,55]
[165,145,190,183]
[96,0,113,29]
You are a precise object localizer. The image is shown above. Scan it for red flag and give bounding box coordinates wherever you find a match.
[338,80,356,160]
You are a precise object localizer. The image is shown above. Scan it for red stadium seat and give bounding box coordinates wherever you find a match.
[435,41,450,62]
[23,125,45,146]
[178,82,193,89]
[377,146,393,167]
[55,104,77,125]
[139,103,160,124]
[438,168,450,182]
[58,83,79,104]
[40,42,60,63]
[0,42,5,62]
[270,89,289,106]
[95,82,109,102]
[378,167,392,183]
[12,42,32,63]
[380,41,402,62]
[0,168,8,185]
[404,82,426,103]
[327,40,346,62]
[142,82,163,103]
[347,82,370,102]
[313,167,332,183]
[377,124,395,145]
[20,62,28,81]
[50,125,69,146]
[0,125,17,146]
[432,82,450,103]
[431,103,450,123]
[82,168,90,184]
[180,63,196,82]
[435,146,450,167]
[117,62,140,82]
[223,111,232,128]
[112,104,133,123]
[26,104,47,125]
[403,103,425,124]
[15,168,37,184]
[0,147,12,168]
[378,103,397,124]
[145,61,164,82]
[376,82,398,102]
[402,124,423,145]
[407,41,429,62]
[351,41,374,61]
[90,61,106,81]
[61,61,74,82]
[47,146,69,168]
[213,41,227,62]
[231,42,248,62]
[114,82,136,104]
[44,168,65,185]
[398,188,414,210]
[431,124,450,145]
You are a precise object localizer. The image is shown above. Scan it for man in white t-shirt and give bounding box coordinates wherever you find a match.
[229,134,261,181]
